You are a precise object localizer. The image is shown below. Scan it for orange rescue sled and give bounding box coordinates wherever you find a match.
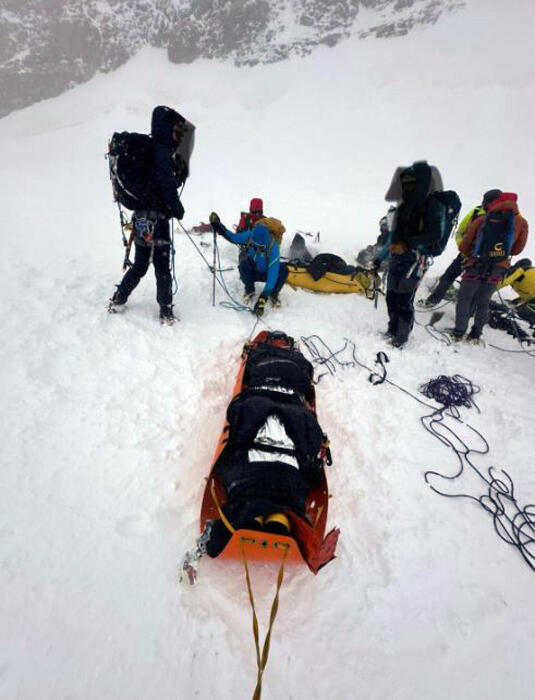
[200,330,339,573]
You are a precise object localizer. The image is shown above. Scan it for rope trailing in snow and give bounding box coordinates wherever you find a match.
[299,334,535,572]
[417,377,535,572]
[241,538,289,700]
[177,220,252,313]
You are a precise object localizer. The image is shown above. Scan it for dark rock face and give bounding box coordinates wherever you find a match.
[0,0,463,118]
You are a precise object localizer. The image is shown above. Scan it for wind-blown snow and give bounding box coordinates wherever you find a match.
[1,1,534,698]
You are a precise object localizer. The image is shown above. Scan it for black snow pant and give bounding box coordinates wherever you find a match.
[386,251,422,344]
[427,253,463,304]
[516,302,535,327]
[205,460,308,558]
[115,216,172,307]
[116,243,172,307]
[454,265,505,338]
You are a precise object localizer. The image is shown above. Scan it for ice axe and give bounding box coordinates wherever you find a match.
[209,212,221,307]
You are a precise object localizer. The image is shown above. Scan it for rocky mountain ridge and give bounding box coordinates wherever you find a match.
[0,0,463,118]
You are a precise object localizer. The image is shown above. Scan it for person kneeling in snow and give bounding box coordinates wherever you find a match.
[209,211,288,316]
[494,258,535,327]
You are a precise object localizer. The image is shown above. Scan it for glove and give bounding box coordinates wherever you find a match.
[173,201,185,221]
[254,294,267,317]
[209,212,225,235]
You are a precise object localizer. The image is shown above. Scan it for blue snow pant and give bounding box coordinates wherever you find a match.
[386,251,422,344]
[239,257,288,298]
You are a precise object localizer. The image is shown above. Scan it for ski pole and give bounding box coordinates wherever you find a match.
[212,229,217,307]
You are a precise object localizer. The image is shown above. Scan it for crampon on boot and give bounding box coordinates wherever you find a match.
[159,304,176,325]
[108,289,126,313]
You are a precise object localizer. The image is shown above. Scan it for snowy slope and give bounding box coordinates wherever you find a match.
[1,1,535,699]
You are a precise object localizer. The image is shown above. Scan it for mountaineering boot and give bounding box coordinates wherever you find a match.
[445,329,463,343]
[269,294,282,308]
[159,304,176,325]
[243,291,255,305]
[108,288,126,313]
[466,329,483,346]
[390,336,406,349]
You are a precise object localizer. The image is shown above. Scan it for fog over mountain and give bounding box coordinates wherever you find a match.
[1,0,462,117]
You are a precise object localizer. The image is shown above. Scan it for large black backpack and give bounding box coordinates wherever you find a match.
[420,191,462,257]
[473,208,515,265]
[108,132,154,211]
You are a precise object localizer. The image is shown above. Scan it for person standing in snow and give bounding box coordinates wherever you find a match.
[209,212,288,316]
[419,189,502,308]
[108,106,187,324]
[375,160,444,347]
[450,192,528,343]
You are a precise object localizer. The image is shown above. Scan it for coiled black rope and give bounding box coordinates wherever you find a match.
[420,375,480,412]
[300,334,535,571]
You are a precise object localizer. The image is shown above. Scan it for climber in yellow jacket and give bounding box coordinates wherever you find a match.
[495,258,535,325]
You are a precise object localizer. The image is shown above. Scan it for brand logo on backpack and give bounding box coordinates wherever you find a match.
[474,208,515,266]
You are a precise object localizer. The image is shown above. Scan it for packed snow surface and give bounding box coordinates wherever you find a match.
[1,1,534,698]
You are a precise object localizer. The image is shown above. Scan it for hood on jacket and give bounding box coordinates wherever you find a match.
[385,160,443,202]
[151,105,185,146]
[251,224,273,249]
[250,197,263,214]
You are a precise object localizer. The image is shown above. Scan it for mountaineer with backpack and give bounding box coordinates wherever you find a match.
[107,106,194,324]
[236,197,265,265]
[419,189,502,308]
[375,160,461,347]
[209,212,288,316]
[236,197,265,232]
[449,192,528,343]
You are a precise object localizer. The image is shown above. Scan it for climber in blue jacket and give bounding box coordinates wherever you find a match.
[209,212,288,316]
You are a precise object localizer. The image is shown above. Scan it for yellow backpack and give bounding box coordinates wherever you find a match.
[255,217,286,244]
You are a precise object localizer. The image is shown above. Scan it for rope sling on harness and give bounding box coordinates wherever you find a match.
[210,478,290,699]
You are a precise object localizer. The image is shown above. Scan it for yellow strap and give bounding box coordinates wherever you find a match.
[210,479,235,534]
[241,539,289,700]
[314,504,324,529]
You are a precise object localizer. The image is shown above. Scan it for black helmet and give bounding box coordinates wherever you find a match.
[482,189,502,209]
